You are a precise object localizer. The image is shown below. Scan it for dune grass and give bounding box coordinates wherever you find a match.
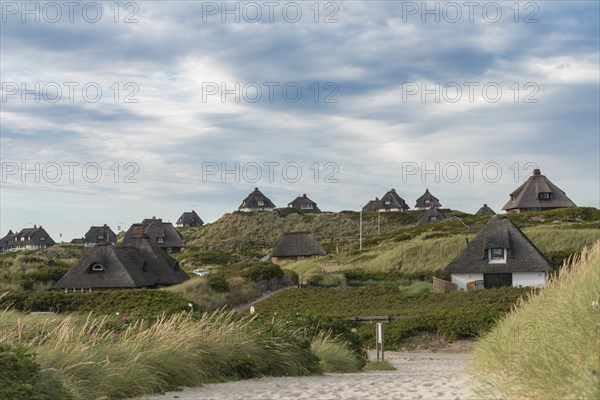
[0,310,325,399]
[471,240,600,399]
[363,360,397,372]
[310,332,364,373]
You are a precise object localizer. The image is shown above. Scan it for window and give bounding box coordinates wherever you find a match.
[97,234,105,240]
[257,200,265,206]
[425,199,430,204]
[166,247,172,253]
[301,204,313,209]
[489,248,506,263]
[384,201,391,206]
[539,192,551,200]
[91,263,104,272]
[429,216,438,222]
[39,236,45,241]
[66,288,92,293]
[157,237,164,243]
[526,207,542,211]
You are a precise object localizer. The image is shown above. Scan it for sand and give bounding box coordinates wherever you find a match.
[140,350,482,400]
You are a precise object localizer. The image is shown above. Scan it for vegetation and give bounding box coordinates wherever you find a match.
[362,360,397,372]
[471,241,600,399]
[255,286,531,346]
[310,332,364,373]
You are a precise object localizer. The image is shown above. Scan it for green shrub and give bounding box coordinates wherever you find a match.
[240,263,284,282]
[0,343,72,400]
[310,333,363,373]
[207,274,230,292]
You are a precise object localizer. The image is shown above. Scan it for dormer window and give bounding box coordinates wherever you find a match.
[489,248,507,263]
[39,236,46,241]
[97,234,105,240]
[157,237,164,243]
[539,192,551,200]
[257,200,265,206]
[301,204,313,209]
[384,201,391,206]
[91,263,104,272]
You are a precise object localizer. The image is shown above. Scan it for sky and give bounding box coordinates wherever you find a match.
[1,0,599,242]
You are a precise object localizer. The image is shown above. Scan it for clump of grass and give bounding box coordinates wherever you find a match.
[471,240,600,399]
[402,281,432,294]
[0,310,320,399]
[363,360,396,371]
[310,332,363,373]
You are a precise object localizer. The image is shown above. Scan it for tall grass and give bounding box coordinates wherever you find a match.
[0,310,321,399]
[310,332,363,373]
[471,240,600,399]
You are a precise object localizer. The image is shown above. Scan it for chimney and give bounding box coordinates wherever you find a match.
[33,224,37,229]
[103,224,107,228]
[533,169,541,176]
[303,194,307,197]
[132,224,145,237]
[483,204,487,207]
[254,187,259,191]
[391,188,395,192]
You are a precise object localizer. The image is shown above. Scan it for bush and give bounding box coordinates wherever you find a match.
[0,344,72,399]
[240,263,284,282]
[207,274,230,293]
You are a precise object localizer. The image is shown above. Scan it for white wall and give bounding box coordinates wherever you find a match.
[451,273,484,290]
[512,272,547,287]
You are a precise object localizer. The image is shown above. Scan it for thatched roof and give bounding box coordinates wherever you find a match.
[239,188,276,211]
[124,218,184,249]
[380,189,409,211]
[14,226,55,246]
[415,189,441,209]
[445,214,554,274]
[0,230,15,251]
[417,208,446,225]
[502,169,576,211]
[288,194,321,213]
[362,197,380,212]
[176,210,204,227]
[84,225,117,245]
[272,232,326,257]
[475,204,495,215]
[55,235,189,289]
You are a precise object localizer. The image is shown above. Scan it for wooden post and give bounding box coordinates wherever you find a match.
[359,209,363,251]
[376,322,384,360]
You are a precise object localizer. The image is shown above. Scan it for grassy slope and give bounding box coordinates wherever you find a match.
[470,241,600,399]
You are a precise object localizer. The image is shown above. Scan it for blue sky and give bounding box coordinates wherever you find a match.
[1,0,599,241]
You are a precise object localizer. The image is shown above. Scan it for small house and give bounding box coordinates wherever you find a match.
[124,217,184,253]
[0,230,16,252]
[502,168,576,212]
[176,210,204,228]
[415,189,441,210]
[12,226,55,251]
[83,225,117,247]
[288,194,321,213]
[239,188,276,212]
[417,208,446,225]
[271,232,326,263]
[379,189,410,212]
[475,204,495,215]
[55,227,189,292]
[362,197,380,212]
[444,214,554,290]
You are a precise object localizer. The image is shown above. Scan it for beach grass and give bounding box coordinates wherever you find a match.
[471,240,600,399]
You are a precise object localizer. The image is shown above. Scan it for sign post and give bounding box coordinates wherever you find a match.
[376,322,384,360]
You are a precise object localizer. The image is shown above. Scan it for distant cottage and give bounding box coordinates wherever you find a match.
[176,210,204,228]
[83,225,117,247]
[444,214,554,290]
[55,227,189,292]
[379,189,410,212]
[0,230,16,252]
[502,168,576,212]
[475,204,495,215]
[271,232,326,263]
[10,226,55,251]
[288,194,321,213]
[124,217,184,253]
[417,208,446,225]
[415,189,441,210]
[362,197,380,212]
[239,188,276,212]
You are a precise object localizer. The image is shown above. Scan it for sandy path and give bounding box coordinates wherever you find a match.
[140,351,480,400]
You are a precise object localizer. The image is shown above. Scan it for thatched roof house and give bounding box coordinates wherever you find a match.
[379,189,409,212]
[445,214,554,290]
[475,204,495,215]
[502,169,576,212]
[124,218,184,253]
[12,226,55,251]
[83,225,117,247]
[288,194,321,213]
[0,230,16,252]
[271,232,326,262]
[55,230,189,292]
[239,188,276,212]
[362,197,380,212]
[176,210,204,228]
[417,208,446,225]
[415,189,441,210]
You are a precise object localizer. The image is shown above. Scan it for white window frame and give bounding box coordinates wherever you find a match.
[300,203,313,209]
[91,263,104,272]
[157,237,164,243]
[489,248,507,263]
[257,200,265,206]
